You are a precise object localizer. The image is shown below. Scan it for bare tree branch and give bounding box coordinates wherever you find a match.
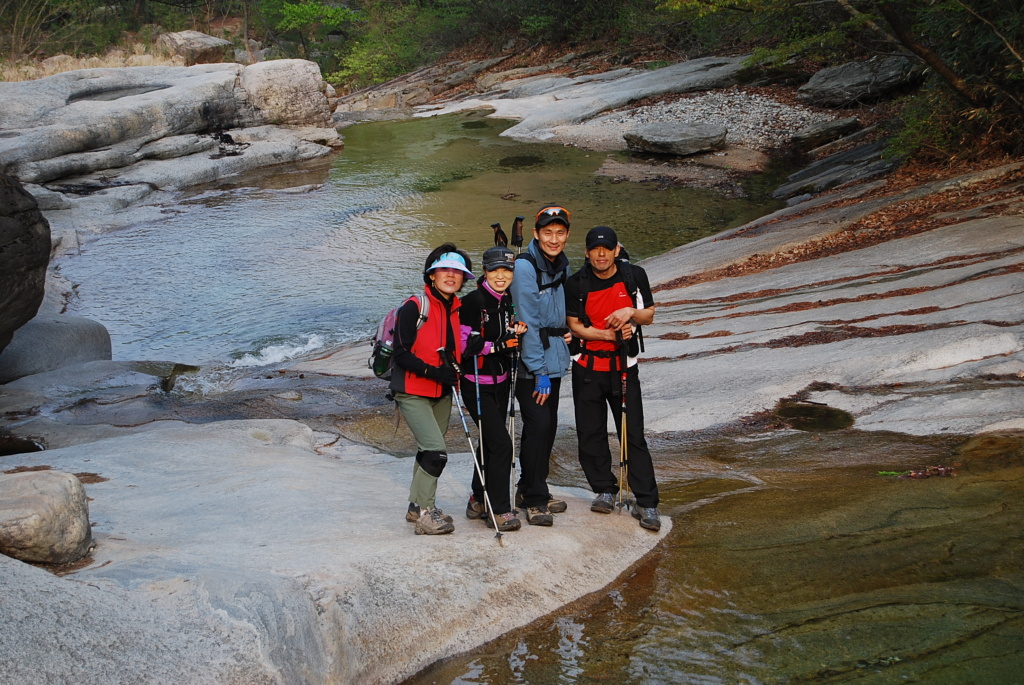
[954,0,1024,67]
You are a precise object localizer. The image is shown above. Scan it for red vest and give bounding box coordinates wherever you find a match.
[577,281,632,372]
[396,286,463,397]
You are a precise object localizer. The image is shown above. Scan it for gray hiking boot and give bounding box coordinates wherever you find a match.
[630,504,662,532]
[415,507,455,535]
[591,493,616,514]
[525,505,553,526]
[485,511,522,532]
[465,495,486,520]
[408,502,453,524]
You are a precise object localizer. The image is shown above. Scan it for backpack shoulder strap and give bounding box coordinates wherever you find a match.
[517,252,566,291]
[412,293,429,329]
[576,264,594,327]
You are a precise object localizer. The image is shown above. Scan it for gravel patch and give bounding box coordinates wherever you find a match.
[548,89,836,152]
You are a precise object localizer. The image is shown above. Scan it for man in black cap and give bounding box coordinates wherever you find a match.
[564,226,661,531]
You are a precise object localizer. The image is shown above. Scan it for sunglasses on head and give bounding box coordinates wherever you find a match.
[536,206,571,223]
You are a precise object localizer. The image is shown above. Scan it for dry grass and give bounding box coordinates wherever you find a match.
[1,43,184,82]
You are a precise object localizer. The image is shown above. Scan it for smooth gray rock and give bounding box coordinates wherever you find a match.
[420,55,750,142]
[0,420,668,684]
[156,30,231,66]
[791,116,860,152]
[0,174,50,355]
[797,56,924,107]
[0,61,338,185]
[0,314,111,383]
[624,122,727,156]
[0,470,92,564]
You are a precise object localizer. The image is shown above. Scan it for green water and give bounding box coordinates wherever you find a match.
[407,431,1024,684]
[337,113,788,266]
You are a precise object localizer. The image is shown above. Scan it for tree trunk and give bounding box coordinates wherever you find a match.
[874,1,984,107]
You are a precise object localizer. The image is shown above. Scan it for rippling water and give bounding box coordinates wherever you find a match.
[58,113,786,366]
[408,431,1024,684]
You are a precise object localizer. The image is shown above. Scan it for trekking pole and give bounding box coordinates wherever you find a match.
[507,341,519,505]
[615,331,633,512]
[510,216,524,254]
[441,348,504,543]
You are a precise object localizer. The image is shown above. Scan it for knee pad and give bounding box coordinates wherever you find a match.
[416,450,448,478]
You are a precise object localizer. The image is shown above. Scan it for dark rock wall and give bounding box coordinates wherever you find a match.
[0,174,50,355]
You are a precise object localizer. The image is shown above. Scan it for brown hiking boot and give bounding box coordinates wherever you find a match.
[525,505,553,526]
[465,495,486,520]
[415,507,455,535]
[485,511,522,531]
[516,490,567,513]
[407,503,453,524]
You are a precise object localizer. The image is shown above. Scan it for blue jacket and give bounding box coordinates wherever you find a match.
[509,239,572,379]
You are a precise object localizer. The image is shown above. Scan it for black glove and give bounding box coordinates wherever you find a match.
[492,331,520,355]
[463,332,485,357]
[426,364,459,386]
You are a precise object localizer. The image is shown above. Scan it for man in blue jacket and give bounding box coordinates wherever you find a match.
[509,205,573,526]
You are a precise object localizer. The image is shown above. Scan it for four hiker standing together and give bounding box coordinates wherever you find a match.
[387,205,661,536]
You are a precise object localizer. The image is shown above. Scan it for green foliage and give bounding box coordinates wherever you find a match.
[275,1,358,32]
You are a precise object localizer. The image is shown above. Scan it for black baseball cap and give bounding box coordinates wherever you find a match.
[482,246,515,271]
[535,205,571,229]
[585,226,618,250]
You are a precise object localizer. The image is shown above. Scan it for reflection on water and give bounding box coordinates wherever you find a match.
[408,431,1024,684]
[58,113,786,366]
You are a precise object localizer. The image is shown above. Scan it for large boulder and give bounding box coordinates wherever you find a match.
[239,59,333,127]
[0,314,112,383]
[157,30,231,66]
[797,56,924,107]
[0,470,93,564]
[0,174,50,356]
[624,122,728,156]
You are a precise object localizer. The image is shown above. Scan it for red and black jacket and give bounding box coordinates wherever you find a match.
[389,285,463,398]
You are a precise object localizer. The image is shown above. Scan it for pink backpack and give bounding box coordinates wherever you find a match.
[368,294,430,380]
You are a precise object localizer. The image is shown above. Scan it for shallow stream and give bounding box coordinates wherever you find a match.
[58,112,785,367]
[408,430,1024,684]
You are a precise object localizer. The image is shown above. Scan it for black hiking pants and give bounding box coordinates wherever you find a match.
[514,375,562,508]
[460,378,514,515]
[572,363,659,508]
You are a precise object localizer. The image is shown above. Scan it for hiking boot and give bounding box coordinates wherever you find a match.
[525,505,553,527]
[415,507,455,535]
[630,504,662,532]
[516,490,567,513]
[465,495,486,520]
[407,502,453,523]
[591,493,616,514]
[485,511,522,532]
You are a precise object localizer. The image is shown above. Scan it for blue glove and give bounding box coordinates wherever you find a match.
[534,373,551,397]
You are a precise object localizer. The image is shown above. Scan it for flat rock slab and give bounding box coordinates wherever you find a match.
[0,420,667,684]
[624,122,728,156]
[418,55,749,142]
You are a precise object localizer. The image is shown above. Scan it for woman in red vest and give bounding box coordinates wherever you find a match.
[391,243,473,535]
